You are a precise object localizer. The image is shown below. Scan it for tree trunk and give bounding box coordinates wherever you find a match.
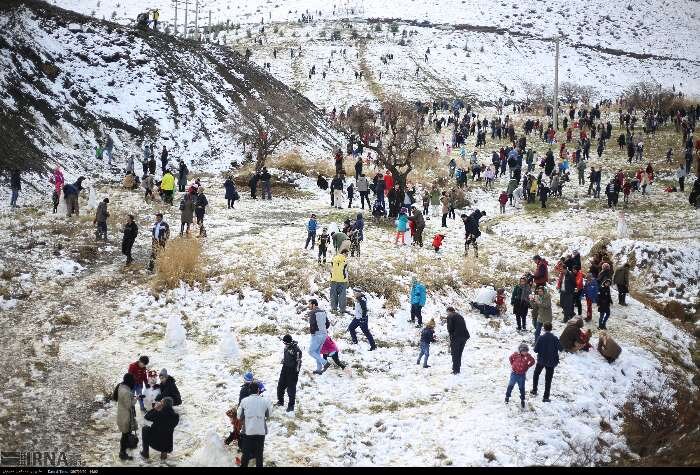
[255,149,266,173]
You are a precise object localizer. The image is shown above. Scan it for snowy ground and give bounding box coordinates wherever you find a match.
[1,111,697,465]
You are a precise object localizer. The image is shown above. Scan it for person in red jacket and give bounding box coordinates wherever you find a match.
[533,255,549,286]
[505,343,536,408]
[498,191,508,213]
[383,171,394,195]
[432,232,445,253]
[128,355,150,411]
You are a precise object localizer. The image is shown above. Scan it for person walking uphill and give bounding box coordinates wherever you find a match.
[409,277,427,327]
[409,205,425,247]
[505,343,536,409]
[276,334,302,412]
[329,249,349,314]
[416,319,436,368]
[140,397,179,461]
[116,373,138,461]
[237,381,273,467]
[446,307,470,374]
[306,299,330,375]
[531,322,563,402]
[597,279,613,330]
[530,286,553,343]
[348,288,377,350]
[94,198,110,241]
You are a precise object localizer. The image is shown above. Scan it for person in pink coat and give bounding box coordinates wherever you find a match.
[320,335,346,370]
[50,167,65,213]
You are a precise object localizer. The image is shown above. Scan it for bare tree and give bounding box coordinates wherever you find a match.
[622,81,680,115]
[346,100,428,189]
[232,105,298,172]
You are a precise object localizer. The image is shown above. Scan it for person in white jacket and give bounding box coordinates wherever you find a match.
[237,382,273,467]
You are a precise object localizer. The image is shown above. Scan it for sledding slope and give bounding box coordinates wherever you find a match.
[0,0,340,175]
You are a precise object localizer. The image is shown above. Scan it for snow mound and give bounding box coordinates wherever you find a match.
[164,315,187,348]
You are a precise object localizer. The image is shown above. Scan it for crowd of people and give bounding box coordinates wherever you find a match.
[4,97,698,467]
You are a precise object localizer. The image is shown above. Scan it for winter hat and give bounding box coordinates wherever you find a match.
[159,368,168,378]
[243,371,254,383]
[282,334,293,344]
[518,343,529,353]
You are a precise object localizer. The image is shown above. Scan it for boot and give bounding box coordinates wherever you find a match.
[119,451,133,461]
[520,399,525,409]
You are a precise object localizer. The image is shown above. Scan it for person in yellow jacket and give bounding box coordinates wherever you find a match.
[161,169,175,205]
[329,249,349,315]
[528,176,538,204]
[151,9,160,30]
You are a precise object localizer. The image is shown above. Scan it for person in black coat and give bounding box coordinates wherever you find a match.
[154,369,182,406]
[140,397,179,460]
[531,322,563,402]
[559,268,576,322]
[248,173,259,199]
[121,214,138,265]
[10,169,21,207]
[276,334,302,412]
[224,176,238,209]
[446,307,470,374]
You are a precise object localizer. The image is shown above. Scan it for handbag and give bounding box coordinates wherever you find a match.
[126,431,139,449]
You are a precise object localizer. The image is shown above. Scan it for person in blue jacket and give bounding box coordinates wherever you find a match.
[409,277,427,327]
[353,213,364,242]
[531,322,563,403]
[583,273,599,322]
[305,214,317,250]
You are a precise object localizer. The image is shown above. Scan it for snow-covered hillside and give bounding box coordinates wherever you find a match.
[0,0,339,178]
[48,0,700,109]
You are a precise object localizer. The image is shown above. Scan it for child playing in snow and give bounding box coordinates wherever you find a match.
[495,288,507,316]
[142,369,161,410]
[505,343,536,408]
[395,207,409,245]
[317,227,330,264]
[498,190,508,213]
[432,232,445,253]
[320,335,347,370]
[577,328,593,352]
[416,319,436,368]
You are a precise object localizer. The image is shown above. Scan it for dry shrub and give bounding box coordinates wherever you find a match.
[88,275,122,293]
[152,237,207,292]
[348,267,401,311]
[617,379,700,465]
[77,245,99,263]
[271,150,336,178]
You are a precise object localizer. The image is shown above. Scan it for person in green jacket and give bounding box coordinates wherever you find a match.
[577,159,587,186]
[530,286,552,343]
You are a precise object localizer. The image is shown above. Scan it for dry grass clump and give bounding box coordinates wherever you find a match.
[271,150,337,178]
[348,266,401,310]
[152,237,207,292]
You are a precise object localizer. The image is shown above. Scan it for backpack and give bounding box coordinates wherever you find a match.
[112,383,121,402]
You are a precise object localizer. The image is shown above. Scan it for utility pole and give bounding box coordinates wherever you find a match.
[173,0,178,36]
[194,0,199,41]
[184,0,188,38]
[553,36,559,131]
[208,9,212,38]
